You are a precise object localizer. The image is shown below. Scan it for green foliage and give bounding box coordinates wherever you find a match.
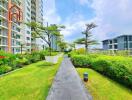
[26,22,65,55]
[0,57,63,99]
[0,50,59,75]
[71,53,132,89]
[71,55,92,67]
[41,62,54,66]
[0,65,12,74]
[77,68,132,100]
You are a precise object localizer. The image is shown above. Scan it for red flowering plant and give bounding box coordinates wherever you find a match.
[0,51,8,65]
[0,56,5,59]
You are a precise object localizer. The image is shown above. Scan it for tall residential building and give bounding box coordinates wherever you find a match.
[0,0,22,53]
[102,35,132,51]
[0,0,44,53]
[21,0,32,52]
[31,0,44,51]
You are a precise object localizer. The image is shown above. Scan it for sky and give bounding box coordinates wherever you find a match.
[44,0,132,48]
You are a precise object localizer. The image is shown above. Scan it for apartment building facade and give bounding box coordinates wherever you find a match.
[21,0,32,52]
[102,35,132,51]
[0,0,44,53]
[0,0,22,53]
[31,0,44,51]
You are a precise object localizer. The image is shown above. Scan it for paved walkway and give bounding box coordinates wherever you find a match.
[46,56,92,100]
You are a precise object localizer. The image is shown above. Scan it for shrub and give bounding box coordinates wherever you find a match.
[16,58,28,68]
[0,65,12,74]
[71,55,92,68]
[71,54,132,89]
[76,48,86,54]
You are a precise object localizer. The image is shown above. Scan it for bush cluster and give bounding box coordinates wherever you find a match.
[71,54,132,89]
[0,50,59,75]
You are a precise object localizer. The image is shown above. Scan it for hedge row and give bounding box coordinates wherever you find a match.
[0,50,58,75]
[71,54,132,89]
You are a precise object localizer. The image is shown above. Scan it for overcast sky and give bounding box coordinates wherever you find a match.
[44,0,132,47]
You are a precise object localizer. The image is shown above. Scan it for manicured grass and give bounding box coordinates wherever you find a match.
[77,68,132,100]
[0,58,63,100]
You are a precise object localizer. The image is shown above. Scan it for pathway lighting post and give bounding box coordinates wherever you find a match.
[83,72,88,82]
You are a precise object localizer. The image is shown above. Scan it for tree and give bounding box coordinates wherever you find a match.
[75,23,98,52]
[69,42,76,50]
[26,22,65,55]
[57,40,67,52]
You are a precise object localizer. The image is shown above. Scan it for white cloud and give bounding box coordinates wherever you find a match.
[44,0,132,48]
[78,0,90,5]
[61,13,94,42]
[43,0,61,24]
[91,0,132,41]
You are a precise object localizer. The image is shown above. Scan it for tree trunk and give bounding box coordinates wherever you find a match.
[48,43,52,56]
[21,45,22,54]
[85,34,88,53]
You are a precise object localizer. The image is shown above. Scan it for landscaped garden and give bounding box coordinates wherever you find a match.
[0,52,63,100]
[0,50,59,75]
[77,68,132,100]
[68,49,132,99]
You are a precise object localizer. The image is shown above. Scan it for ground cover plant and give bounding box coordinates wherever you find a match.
[77,68,132,100]
[0,57,63,100]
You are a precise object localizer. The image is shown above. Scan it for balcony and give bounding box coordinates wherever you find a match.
[0,21,8,29]
[0,39,7,46]
[0,30,8,37]
[0,11,7,19]
[0,1,8,11]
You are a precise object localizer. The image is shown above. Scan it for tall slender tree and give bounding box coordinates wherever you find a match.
[75,23,98,52]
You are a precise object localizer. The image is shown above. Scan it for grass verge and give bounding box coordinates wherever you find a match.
[0,57,63,100]
[77,68,132,100]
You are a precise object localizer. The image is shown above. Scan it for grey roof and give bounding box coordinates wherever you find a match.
[102,34,132,42]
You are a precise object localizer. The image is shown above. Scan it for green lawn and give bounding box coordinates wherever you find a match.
[77,68,132,100]
[0,58,63,100]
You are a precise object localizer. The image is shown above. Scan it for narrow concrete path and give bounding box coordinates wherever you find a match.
[46,56,92,100]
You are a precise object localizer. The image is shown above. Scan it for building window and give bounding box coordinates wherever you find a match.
[109,45,112,49]
[109,40,112,44]
[129,43,132,48]
[129,36,132,41]
[114,39,117,43]
[124,43,128,49]
[27,31,30,34]
[114,45,118,49]
[27,37,30,40]
[124,36,128,41]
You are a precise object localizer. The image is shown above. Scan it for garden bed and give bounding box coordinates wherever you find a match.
[70,53,132,89]
[0,50,60,75]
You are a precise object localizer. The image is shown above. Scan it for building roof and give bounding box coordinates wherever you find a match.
[102,34,132,42]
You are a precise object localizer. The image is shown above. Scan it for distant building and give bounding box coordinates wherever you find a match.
[102,35,132,51]
[51,35,60,51]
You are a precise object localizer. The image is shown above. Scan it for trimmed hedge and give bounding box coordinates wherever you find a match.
[71,54,132,89]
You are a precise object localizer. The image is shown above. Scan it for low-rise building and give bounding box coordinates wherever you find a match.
[102,35,132,51]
